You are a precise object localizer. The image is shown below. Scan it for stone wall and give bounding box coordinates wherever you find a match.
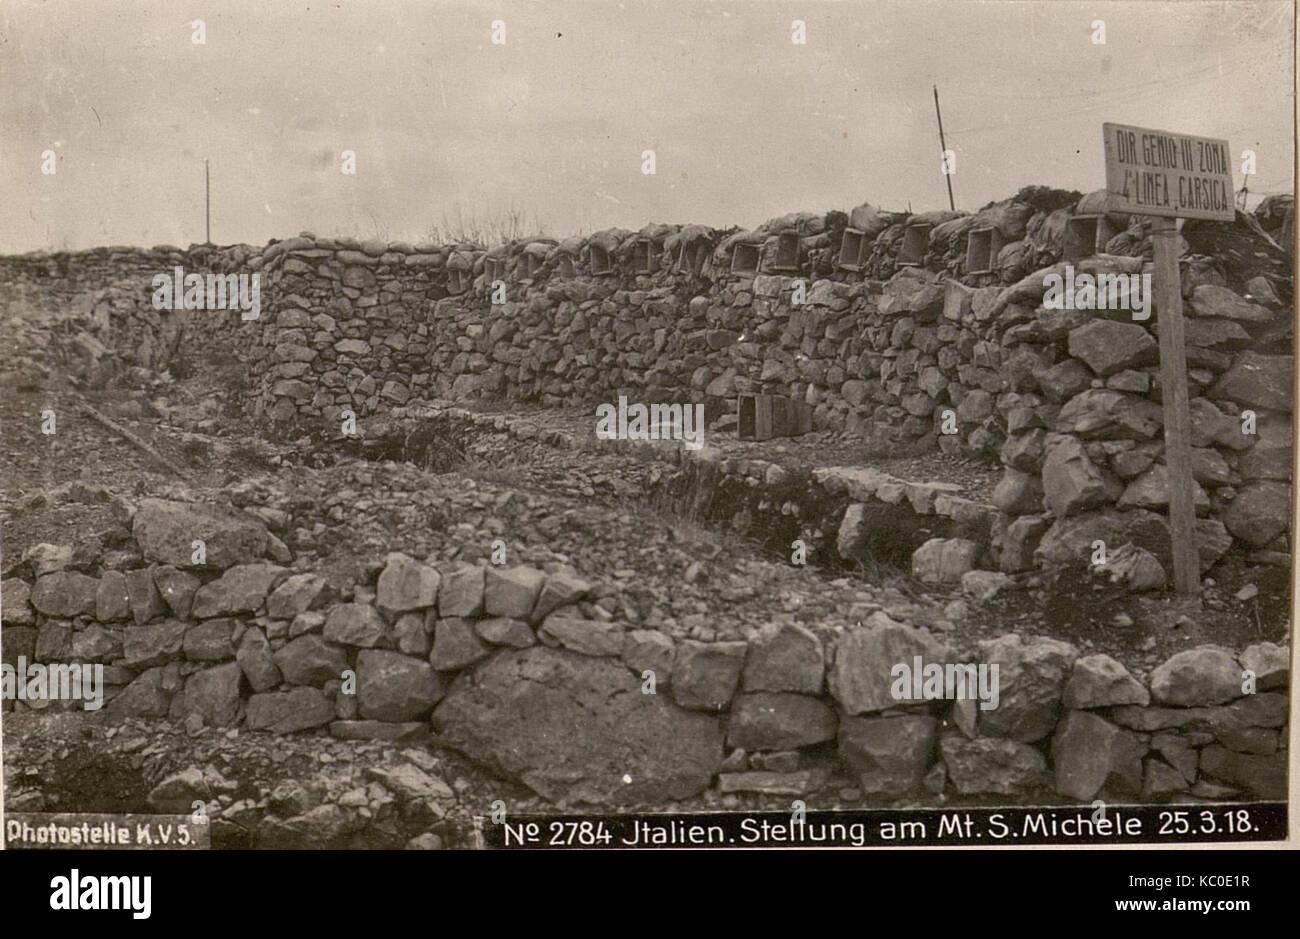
[2,188,1291,578]
[0,244,262,383]
[2,496,1288,804]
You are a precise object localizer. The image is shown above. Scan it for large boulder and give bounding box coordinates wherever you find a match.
[132,499,269,570]
[432,647,724,805]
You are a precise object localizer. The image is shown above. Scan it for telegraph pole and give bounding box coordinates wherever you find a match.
[933,86,955,211]
[205,159,211,244]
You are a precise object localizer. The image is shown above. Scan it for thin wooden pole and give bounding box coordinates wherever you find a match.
[933,85,955,212]
[1151,216,1200,595]
[205,159,211,244]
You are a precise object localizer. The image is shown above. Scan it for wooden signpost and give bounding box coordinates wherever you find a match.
[1102,122,1236,595]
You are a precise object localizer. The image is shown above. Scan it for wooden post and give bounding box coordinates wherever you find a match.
[933,85,955,212]
[1150,216,1200,594]
[205,159,211,244]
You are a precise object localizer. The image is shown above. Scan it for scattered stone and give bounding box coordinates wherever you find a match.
[146,767,210,813]
[960,570,1012,601]
[1094,542,1166,591]
[911,538,981,584]
[365,764,454,802]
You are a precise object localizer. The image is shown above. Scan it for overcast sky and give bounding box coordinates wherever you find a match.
[1,0,1293,252]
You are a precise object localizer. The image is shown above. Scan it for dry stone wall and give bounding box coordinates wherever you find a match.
[2,495,1287,804]
[236,192,1291,577]
[0,244,262,385]
[3,189,1289,575]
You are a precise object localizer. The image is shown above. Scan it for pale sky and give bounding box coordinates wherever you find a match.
[0,0,1293,252]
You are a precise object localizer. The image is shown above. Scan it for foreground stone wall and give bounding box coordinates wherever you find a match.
[3,496,1288,804]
